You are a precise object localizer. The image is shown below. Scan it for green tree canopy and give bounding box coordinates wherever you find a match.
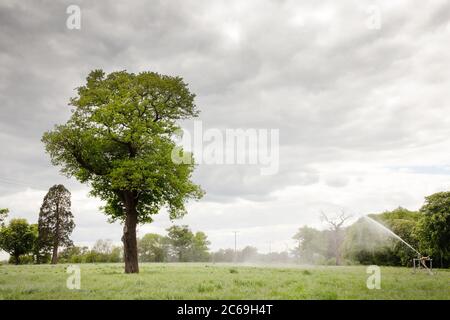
[191,231,211,262]
[42,70,204,273]
[138,233,167,262]
[0,208,8,226]
[167,225,194,262]
[418,192,450,268]
[0,218,37,264]
[37,184,75,264]
[342,208,421,266]
[293,226,328,264]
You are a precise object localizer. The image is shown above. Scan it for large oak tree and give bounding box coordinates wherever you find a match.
[42,70,203,273]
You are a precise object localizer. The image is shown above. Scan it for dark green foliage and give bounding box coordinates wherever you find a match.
[166,225,211,262]
[0,219,37,264]
[0,208,8,226]
[42,69,204,273]
[294,202,449,267]
[342,208,421,266]
[418,192,450,268]
[167,225,194,262]
[138,233,168,262]
[191,231,211,262]
[9,254,35,265]
[41,70,203,224]
[136,226,211,262]
[37,184,75,264]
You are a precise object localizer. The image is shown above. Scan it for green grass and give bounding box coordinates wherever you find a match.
[0,263,449,300]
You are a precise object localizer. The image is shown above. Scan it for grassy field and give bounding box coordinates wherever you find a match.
[0,263,449,300]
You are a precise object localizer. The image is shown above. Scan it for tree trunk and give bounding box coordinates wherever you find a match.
[51,243,59,264]
[51,203,60,264]
[334,229,343,266]
[14,253,20,265]
[122,191,139,273]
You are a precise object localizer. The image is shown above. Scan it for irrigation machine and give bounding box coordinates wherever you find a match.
[412,255,433,275]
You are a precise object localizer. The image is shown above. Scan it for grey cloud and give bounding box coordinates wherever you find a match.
[193,163,319,202]
[2,0,450,199]
[325,175,349,188]
[1,0,450,250]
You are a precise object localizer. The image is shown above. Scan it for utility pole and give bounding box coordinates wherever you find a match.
[233,231,239,262]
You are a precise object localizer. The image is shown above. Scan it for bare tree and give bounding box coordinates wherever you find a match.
[320,211,352,265]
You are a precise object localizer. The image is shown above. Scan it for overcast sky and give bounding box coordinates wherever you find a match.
[1,0,450,259]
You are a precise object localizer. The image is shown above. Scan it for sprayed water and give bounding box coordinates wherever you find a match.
[363,216,421,256]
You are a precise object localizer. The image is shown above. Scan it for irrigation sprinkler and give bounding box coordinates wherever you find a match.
[412,255,433,275]
[363,216,434,275]
[232,231,239,262]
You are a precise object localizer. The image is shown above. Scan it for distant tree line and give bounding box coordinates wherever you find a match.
[211,246,291,264]
[58,239,122,263]
[2,188,449,268]
[292,191,450,268]
[59,231,295,264]
[1,224,211,265]
[0,185,75,264]
[138,225,210,262]
[53,225,212,264]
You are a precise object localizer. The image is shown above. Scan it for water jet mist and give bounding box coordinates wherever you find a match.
[363,215,421,256]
